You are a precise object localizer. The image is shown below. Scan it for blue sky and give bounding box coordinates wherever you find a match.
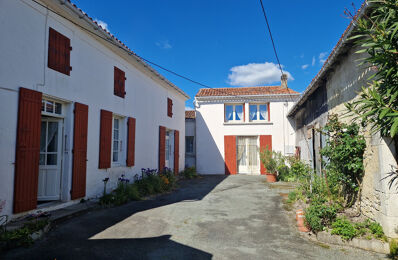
[73,0,363,109]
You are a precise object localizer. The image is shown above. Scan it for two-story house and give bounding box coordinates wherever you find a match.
[194,75,300,175]
[0,0,189,218]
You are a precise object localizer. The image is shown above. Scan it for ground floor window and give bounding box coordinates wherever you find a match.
[112,116,126,166]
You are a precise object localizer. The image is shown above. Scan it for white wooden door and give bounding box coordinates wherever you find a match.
[38,118,62,201]
[237,136,259,174]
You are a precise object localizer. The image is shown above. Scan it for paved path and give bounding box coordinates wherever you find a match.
[3,175,387,259]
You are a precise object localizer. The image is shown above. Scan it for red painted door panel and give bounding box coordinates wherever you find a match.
[224,136,237,175]
[71,103,88,200]
[126,117,136,167]
[14,88,42,213]
[159,126,166,171]
[260,135,272,175]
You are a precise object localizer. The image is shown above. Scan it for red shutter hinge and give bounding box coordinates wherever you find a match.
[70,46,73,51]
[70,66,72,71]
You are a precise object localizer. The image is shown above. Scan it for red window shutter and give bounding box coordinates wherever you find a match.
[260,135,272,175]
[14,88,42,213]
[167,98,173,118]
[268,103,271,121]
[126,117,136,167]
[159,126,166,171]
[99,109,112,169]
[174,130,179,174]
[71,103,89,200]
[224,136,237,175]
[48,28,71,75]
[114,67,126,98]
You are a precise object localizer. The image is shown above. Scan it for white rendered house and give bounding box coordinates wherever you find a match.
[0,0,188,218]
[194,75,300,175]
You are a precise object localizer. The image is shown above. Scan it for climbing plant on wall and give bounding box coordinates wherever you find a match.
[345,0,398,138]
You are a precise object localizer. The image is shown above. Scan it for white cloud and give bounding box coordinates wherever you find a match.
[156,40,172,49]
[312,56,316,66]
[227,62,293,87]
[319,52,328,64]
[185,105,194,111]
[301,64,309,70]
[94,19,109,32]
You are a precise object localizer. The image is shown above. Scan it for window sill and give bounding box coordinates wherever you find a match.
[223,121,273,126]
[110,163,128,169]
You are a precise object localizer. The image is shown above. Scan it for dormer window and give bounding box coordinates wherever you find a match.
[225,104,243,122]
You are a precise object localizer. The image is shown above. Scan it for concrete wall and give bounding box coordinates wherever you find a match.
[0,0,187,218]
[291,45,398,237]
[195,99,297,175]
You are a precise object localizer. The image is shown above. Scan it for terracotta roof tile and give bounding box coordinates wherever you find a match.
[185,110,196,119]
[195,86,299,97]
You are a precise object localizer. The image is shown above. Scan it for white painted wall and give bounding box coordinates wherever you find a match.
[195,99,297,175]
[0,0,187,218]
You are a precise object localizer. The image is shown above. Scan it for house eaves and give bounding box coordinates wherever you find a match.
[287,1,370,117]
[43,0,190,100]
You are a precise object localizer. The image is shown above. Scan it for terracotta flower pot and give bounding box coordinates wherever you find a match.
[296,209,304,221]
[266,173,277,182]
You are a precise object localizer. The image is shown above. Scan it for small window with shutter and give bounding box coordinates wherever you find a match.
[48,28,72,75]
[167,98,173,118]
[114,67,126,98]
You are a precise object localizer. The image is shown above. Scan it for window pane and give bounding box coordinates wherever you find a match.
[114,118,119,130]
[225,105,233,121]
[46,100,54,113]
[113,152,118,162]
[113,129,119,140]
[186,136,194,153]
[40,122,46,152]
[55,103,62,114]
[113,140,118,151]
[235,105,243,121]
[259,105,267,120]
[249,105,257,121]
[39,154,45,165]
[47,154,57,165]
[47,122,58,152]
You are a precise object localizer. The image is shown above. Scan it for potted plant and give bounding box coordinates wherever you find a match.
[260,146,278,182]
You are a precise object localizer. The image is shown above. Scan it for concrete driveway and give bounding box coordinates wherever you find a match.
[3,175,386,260]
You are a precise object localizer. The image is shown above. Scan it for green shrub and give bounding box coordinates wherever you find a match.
[305,199,339,232]
[390,239,398,259]
[331,217,357,240]
[182,167,198,179]
[368,221,386,240]
[260,146,277,174]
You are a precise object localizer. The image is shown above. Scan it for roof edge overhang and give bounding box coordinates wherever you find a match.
[287,1,370,118]
[44,0,190,100]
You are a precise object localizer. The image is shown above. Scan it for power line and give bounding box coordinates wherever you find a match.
[29,0,298,103]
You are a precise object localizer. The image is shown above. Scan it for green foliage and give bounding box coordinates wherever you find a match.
[305,198,339,232]
[331,217,357,240]
[345,0,398,138]
[0,219,49,251]
[182,167,198,179]
[260,146,277,174]
[330,217,387,241]
[390,239,398,259]
[320,114,366,204]
[99,169,177,207]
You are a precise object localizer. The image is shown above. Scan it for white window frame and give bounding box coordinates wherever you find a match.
[111,115,126,166]
[225,104,244,122]
[41,98,64,118]
[249,103,269,122]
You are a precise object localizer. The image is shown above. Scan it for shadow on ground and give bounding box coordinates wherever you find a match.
[2,175,227,260]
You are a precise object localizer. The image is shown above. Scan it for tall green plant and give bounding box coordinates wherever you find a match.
[345,0,398,138]
[260,146,277,174]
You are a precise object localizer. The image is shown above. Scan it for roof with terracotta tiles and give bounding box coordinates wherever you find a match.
[195,86,299,97]
[185,110,196,119]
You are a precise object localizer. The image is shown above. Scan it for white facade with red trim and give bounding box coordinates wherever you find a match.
[194,86,299,175]
[0,0,188,218]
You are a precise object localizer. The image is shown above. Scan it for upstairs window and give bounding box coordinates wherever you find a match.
[225,104,243,122]
[48,28,72,75]
[249,104,269,121]
[167,98,173,118]
[41,98,62,116]
[114,67,126,98]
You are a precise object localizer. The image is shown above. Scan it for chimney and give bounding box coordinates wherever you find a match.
[281,74,288,89]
